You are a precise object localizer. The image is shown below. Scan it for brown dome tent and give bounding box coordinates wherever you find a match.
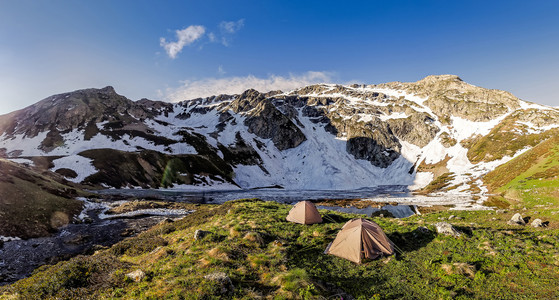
[325,218,394,264]
[286,201,323,225]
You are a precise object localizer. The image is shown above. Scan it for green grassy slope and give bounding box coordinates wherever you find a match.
[484,135,559,208]
[0,159,84,239]
[465,116,558,164]
[3,200,559,299]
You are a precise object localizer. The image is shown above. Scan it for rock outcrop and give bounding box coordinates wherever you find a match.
[229,89,307,151]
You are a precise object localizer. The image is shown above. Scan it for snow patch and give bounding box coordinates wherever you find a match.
[51,155,98,183]
[6,158,35,166]
[362,194,489,210]
[76,197,108,220]
[450,115,508,142]
[516,121,559,133]
[162,182,240,191]
[0,132,48,156]
[518,100,556,111]
[232,109,416,189]
[0,236,22,242]
[99,208,193,219]
[378,111,408,121]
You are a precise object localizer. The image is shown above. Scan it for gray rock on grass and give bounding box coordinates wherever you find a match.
[204,272,234,294]
[126,269,146,282]
[507,213,526,225]
[531,218,546,227]
[434,222,461,237]
[194,229,211,240]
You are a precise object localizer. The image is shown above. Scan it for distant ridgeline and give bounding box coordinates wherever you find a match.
[0,75,558,204]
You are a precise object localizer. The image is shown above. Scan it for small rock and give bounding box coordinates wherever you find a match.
[203,272,234,294]
[382,256,393,264]
[272,239,286,247]
[126,269,145,282]
[194,229,211,240]
[531,219,546,228]
[448,215,455,220]
[507,213,526,225]
[434,222,461,237]
[495,209,507,214]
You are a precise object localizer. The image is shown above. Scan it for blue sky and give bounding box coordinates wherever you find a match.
[1,0,558,114]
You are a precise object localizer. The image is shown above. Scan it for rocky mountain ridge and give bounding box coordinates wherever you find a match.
[1,75,558,204]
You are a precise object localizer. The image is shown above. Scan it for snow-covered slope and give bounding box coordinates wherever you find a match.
[1,75,558,197]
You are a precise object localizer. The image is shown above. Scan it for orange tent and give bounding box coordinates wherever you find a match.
[286,201,323,225]
[325,218,394,264]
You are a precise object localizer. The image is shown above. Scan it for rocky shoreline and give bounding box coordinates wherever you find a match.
[0,198,193,285]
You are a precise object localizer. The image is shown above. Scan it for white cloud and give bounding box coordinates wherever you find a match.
[160,25,206,59]
[208,32,217,42]
[220,19,244,34]
[164,71,333,102]
[219,19,245,46]
[217,65,226,75]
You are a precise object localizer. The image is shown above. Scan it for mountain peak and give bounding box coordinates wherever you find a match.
[418,74,463,84]
[100,85,116,94]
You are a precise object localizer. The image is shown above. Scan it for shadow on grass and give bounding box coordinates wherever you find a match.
[322,213,354,224]
[388,227,437,255]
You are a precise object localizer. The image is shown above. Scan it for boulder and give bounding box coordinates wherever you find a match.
[434,222,461,237]
[194,229,211,240]
[507,213,526,225]
[531,218,546,228]
[126,269,146,282]
[203,272,234,294]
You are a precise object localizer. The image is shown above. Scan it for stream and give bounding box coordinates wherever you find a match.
[0,200,189,285]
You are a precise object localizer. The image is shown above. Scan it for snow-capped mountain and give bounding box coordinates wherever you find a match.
[1,75,558,198]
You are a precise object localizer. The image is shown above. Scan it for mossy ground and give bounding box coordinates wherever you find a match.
[3,199,559,299]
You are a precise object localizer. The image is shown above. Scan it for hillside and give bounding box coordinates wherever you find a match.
[1,75,558,202]
[2,199,558,299]
[0,159,84,239]
[484,134,559,208]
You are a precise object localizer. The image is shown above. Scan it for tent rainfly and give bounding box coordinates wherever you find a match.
[325,218,394,264]
[286,201,323,225]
